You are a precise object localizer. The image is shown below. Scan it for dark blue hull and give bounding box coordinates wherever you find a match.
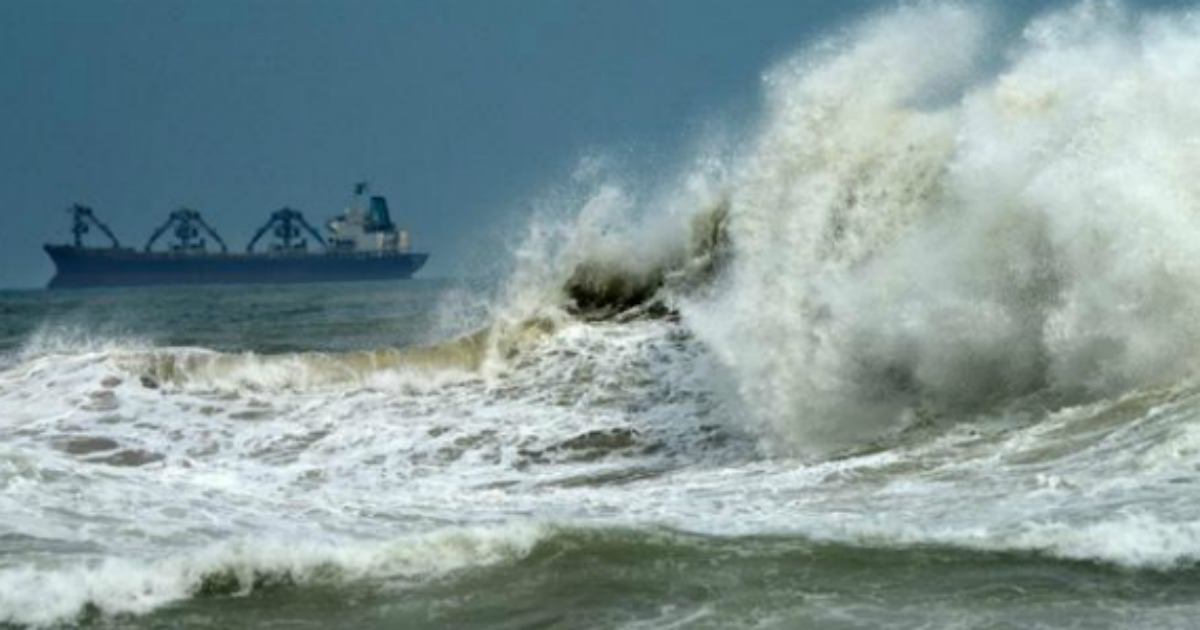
[45,245,429,289]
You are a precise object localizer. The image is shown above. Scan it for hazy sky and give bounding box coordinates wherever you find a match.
[0,0,1176,288]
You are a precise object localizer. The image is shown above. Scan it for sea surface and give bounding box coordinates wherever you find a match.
[10,2,1200,628]
[2,277,1199,630]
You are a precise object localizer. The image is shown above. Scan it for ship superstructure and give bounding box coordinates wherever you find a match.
[44,184,429,289]
[327,183,410,253]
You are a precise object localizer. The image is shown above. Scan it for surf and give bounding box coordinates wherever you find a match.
[491,1,1200,457]
[10,2,1200,628]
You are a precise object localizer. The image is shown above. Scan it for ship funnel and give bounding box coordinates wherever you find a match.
[367,196,395,232]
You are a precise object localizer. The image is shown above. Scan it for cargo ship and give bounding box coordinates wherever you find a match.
[44,184,429,289]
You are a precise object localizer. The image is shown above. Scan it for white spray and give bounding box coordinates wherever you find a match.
[682,1,1200,455]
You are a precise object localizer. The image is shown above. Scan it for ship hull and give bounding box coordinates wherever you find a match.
[45,246,430,289]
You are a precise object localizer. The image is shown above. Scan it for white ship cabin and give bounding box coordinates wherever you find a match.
[327,193,411,254]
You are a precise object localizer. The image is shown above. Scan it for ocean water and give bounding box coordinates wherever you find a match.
[10,2,1200,628]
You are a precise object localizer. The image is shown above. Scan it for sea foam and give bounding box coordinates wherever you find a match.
[0,523,549,627]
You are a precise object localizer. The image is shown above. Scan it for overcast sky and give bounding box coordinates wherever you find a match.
[0,0,1177,288]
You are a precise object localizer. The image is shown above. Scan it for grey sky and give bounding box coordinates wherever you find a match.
[0,0,1178,288]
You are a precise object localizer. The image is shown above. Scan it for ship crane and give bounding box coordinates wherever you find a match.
[67,204,121,248]
[144,208,228,253]
[246,208,327,253]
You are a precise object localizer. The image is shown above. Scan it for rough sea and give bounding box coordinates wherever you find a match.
[8,2,1200,628]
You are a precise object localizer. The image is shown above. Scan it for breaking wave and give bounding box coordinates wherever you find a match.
[12,3,1200,626]
[492,1,1200,456]
[12,2,1200,459]
[0,524,549,627]
[10,516,1200,628]
[57,0,1200,455]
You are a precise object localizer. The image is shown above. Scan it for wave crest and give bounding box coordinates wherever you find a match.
[659,2,1200,455]
[0,523,549,627]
